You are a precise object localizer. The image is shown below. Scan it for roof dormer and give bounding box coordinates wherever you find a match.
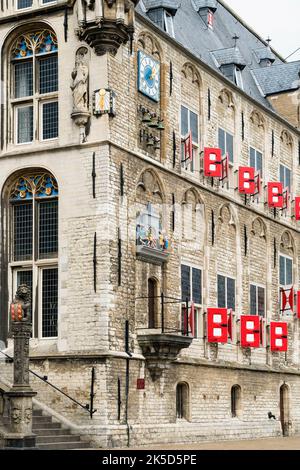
[193,0,218,28]
[253,47,276,67]
[212,47,246,89]
[144,1,179,37]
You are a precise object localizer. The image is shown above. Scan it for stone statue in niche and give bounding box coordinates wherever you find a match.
[71,47,89,113]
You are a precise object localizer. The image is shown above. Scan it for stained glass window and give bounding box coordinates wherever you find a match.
[11,30,58,143]
[10,172,59,338]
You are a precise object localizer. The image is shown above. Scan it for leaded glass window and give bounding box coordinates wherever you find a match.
[217,275,235,310]
[17,0,33,9]
[11,29,58,144]
[9,172,59,338]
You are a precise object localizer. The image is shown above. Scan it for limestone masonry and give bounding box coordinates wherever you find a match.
[0,0,300,448]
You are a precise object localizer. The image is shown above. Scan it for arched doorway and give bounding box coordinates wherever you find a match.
[148,278,158,329]
[280,384,290,436]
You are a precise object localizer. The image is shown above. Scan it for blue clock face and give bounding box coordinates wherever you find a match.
[138,51,160,102]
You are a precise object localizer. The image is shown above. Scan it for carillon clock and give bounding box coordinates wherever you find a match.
[137,50,160,102]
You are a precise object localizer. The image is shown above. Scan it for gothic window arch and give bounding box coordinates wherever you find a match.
[9,28,58,144]
[8,170,59,339]
[249,218,268,317]
[180,63,202,173]
[135,169,168,252]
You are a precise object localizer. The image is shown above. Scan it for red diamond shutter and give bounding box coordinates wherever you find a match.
[281,288,287,313]
[238,167,256,194]
[268,182,283,208]
[203,147,222,177]
[270,322,288,352]
[281,287,294,313]
[184,131,193,162]
[240,315,261,348]
[207,308,228,343]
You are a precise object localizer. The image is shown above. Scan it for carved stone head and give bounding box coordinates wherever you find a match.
[11,408,22,424]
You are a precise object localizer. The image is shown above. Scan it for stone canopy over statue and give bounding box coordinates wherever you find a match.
[74,0,139,56]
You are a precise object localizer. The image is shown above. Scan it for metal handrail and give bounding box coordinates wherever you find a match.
[0,350,97,418]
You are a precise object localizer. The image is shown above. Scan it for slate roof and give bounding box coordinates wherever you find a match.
[212,46,246,68]
[192,0,218,11]
[252,61,300,96]
[144,0,179,12]
[253,47,276,63]
[137,0,300,114]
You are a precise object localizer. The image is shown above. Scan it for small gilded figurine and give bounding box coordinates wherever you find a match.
[10,284,31,323]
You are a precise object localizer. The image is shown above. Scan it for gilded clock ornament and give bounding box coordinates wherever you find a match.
[137,51,160,102]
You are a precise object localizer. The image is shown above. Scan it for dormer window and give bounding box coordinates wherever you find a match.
[194,0,217,28]
[164,10,175,37]
[145,1,179,38]
[220,64,244,89]
[207,9,214,29]
[212,47,246,90]
[253,48,276,68]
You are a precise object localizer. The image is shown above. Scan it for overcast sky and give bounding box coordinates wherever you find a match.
[224,0,300,62]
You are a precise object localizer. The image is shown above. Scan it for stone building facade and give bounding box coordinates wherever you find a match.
[0,0,300,447]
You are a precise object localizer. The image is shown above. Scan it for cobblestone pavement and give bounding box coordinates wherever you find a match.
[125,436,300,450]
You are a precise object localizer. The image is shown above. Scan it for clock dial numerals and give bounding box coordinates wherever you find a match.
[138,51,160,102]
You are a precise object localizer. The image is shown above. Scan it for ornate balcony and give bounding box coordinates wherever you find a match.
[137,333,192,381]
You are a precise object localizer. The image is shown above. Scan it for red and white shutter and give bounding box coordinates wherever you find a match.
[268,182,283,208]
[238,167,256,194]
[189,302,195,337]
[296,291,300,319]
[294,197,300,220]
[184,131,193,163]
[240,315,261,348]
[228,309,233,339]
[260,318,265,347]
[203,147,222,178]
[270,322,288,352]
[207,308,228,343]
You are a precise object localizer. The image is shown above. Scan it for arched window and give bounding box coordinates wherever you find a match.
[10,29,58,144]
[231,385,241,418]
[176,382,189,420]
[9,171,59,338]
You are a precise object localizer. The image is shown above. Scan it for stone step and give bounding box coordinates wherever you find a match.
[37,441,89,450]
[33,421,62,430]
[33,428,72,436]
[36,434,82,444]
[33,415,53,423]
[33,409,44,417]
